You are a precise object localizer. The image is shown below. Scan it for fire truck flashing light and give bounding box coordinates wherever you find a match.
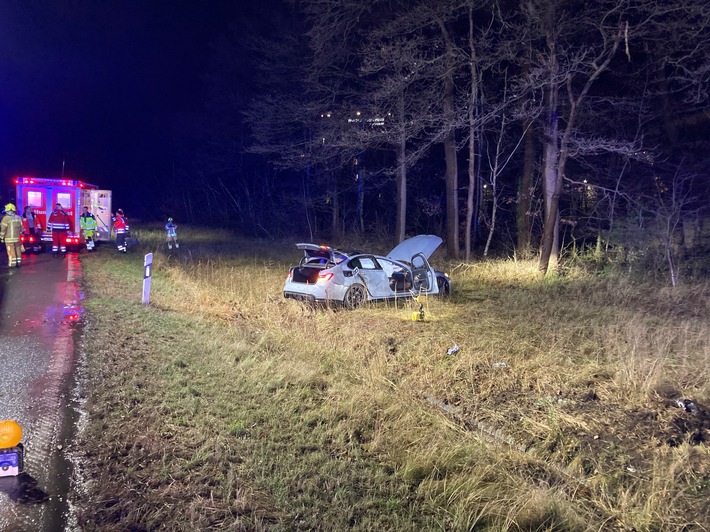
[14,177,96,189]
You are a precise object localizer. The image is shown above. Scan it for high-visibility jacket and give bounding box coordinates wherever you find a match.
[80,213,98,232]
[113,214,127,234]
[48,209,71,232]
[1,213,24,243]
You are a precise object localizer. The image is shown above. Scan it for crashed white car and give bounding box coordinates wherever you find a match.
[283,234,450,308]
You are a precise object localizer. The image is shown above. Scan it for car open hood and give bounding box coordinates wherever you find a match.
[386,234,443,261]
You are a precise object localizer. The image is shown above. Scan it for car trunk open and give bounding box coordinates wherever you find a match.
[289,266,322,284]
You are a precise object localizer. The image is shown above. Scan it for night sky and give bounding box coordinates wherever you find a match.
[0,0,246,207]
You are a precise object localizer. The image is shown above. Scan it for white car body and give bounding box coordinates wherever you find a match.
[283,234,449,308]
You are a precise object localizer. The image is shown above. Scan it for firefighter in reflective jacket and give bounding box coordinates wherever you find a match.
[112,209,128,253]
[1,204,24,267]
[48,203,71,257]
[80,206,98,251]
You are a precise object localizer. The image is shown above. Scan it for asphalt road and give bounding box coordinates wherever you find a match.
[0,251,84,532]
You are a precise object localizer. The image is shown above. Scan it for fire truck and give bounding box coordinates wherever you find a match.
[13,177,112,250]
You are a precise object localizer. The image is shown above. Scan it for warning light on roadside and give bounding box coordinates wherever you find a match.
[0,420,22,449]
[0,420,24,477]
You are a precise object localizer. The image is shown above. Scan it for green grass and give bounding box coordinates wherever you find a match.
[72,229,710,531]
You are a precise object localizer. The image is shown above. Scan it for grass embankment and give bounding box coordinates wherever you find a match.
[73,227,710,531]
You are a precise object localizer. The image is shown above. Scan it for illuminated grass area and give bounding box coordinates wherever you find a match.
[73,228,710,531]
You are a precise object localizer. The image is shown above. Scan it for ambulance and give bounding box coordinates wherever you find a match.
[14,177,112,250]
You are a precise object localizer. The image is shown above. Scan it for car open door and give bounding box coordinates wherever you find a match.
[411,252,436,293]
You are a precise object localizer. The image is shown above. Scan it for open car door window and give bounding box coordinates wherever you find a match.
[411,252,435,292]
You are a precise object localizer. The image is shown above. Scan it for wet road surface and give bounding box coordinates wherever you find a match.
[0,252,84,532]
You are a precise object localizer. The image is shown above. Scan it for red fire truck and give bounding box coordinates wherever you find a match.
[14,177,112,250]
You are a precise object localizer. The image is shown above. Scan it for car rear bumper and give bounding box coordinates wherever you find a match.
[284,291,316,303]
[283,280,348,303]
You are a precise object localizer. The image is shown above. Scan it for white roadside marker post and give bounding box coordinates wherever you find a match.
[142,253,153,305]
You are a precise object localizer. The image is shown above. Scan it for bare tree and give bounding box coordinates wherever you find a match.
[522,1,627,275]
[483,105,529,257]
[358,1,468,246]
[508,0,710,275]
[647,163,705,287]
[230,0,710,249]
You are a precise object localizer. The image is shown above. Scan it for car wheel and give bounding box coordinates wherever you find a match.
[436,276,450,296]
[343,284,366,309]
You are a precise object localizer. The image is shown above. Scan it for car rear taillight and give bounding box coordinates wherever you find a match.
[317,272,334,283]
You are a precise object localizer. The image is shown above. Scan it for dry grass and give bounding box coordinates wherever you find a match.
[71,228,710,531]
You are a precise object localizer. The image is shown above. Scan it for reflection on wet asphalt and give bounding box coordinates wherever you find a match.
[0,252,84,532]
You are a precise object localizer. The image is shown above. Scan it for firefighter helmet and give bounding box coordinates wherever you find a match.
[117,209,124,215]
[4,203,16,212]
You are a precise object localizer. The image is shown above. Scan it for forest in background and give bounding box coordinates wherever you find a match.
[150,0,709,279]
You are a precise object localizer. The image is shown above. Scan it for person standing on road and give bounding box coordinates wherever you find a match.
[165,217,179,250]
[22,206,42,252]
[1,204,24,267]
[112,209,128,253]
[48,203,70,257]
[80,206,98,251]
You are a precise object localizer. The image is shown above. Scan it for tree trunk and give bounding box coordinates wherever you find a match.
[517,118,534,257]
[540,108,576,275]
[465,4,478,261]
[331,172,339,237]
[443,127,459,258]
[538,86,560,275]
[439,18,460,258]
[443,75,459,257]
[357,163,365,233]
[394,130,407,244]
[465,132,476,261]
